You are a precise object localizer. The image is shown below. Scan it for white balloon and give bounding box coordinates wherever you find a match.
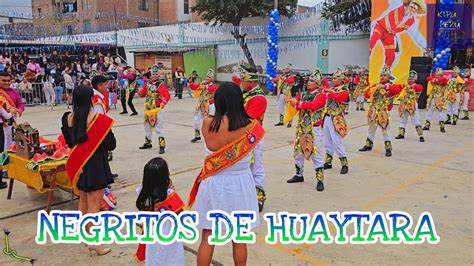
[446,48,451,52]
[433,58,438,62]
[436,54,442,59]
[441,51,446,55]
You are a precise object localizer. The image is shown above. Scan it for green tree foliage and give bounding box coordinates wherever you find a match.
[192,0,297,68]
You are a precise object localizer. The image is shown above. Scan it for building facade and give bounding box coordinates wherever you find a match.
[31,0,199,36]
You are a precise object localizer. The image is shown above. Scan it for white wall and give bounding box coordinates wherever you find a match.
[328,38,369,73]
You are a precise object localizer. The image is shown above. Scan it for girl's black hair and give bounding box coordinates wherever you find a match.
[136,157,171,211]
[210,82,251,133]
[71,85,93,145]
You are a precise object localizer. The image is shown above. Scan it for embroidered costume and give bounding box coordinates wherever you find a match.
[354,69,369,111]
[287,70,327,192]
[323,68,350,175]
[190,69,218,143]
[138,64,170,154]
[395,70,424,142]
[359,67,401,157]
[240,66,268,212]
[423,68,448,132]
[273,64,295,127]
[445,66,462,125]
[460,68,472,120]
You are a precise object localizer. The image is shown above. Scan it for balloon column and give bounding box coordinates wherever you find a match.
[432,1,454,72]
[432,47,451,72]
[266,9,279,92]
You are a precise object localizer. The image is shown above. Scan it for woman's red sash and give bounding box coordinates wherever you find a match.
[65,114,114,194]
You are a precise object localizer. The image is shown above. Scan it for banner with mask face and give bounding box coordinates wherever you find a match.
[369,0,435,85]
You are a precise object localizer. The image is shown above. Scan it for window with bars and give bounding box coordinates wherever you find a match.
[184,0,189,15]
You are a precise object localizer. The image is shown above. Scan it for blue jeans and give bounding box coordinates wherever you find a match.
[54,86,63,104]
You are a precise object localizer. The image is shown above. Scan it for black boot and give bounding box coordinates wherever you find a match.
[0,180,7,189]
[416,125,424,142]
[315,168,324,192]
[423,120,430,131]
[256,186,266,212]
[395,127,405,139]
[460,111,469,120]
[191,129,201,143]
[159,137,166,154]
[440,121,446,133]
[274,115,284,126]
[139,138,152,149]
[360,104,365,111]
[359,138,373,152]
[339,157,348,174]
[452,114,458,125]
[286,122,292,128]
[287,164,304,183]
[323,154,333,169]
[107,151,113,161]
[444,114,452,125]
[385,141,392,157]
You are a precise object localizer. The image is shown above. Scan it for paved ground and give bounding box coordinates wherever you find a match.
[0,95,473,265]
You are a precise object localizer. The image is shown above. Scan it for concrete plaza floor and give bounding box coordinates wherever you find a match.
[0,95,473,265]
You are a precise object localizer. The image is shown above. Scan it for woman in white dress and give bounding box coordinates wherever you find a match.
[192,82,264,266]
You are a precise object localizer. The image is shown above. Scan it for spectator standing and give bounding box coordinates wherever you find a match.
[63,67,74,105]
[16,58,27,75]
[42,73,55,106]
[82,59,91,77]
[39,52,48,68]
[174,67,185,99]
[19,78,33,104]
[21,51,29,64]
[50,50,61,65]
[63,51,72,66]
[52,69,64,105]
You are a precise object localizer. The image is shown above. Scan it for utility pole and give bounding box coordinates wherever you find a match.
[274,0,278,9]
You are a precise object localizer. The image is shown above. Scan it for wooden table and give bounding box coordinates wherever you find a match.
[1,153,72,213]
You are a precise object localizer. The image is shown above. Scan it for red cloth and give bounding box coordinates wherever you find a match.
[244,95,267,121]
[295,91,326,126]
[365,83,401,110]
[232,75,242,85]
[327,89,349,103]
[427,74,448,86]
[93,92,110,113]
[353,75,360,85]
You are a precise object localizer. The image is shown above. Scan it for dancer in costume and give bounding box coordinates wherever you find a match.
[119,66,138,116]
[460,68,472,120]
[138,64,170,154]
[189,69,218,143]
[359,67,401,157]
[239,65,268,212]
[323,68,350,175]
[274,64,295,127]
[395,70,425,142]
[444,66,462,125]
[354,69,369,111]
[423,68,448,132]
[286,70,327,191]
[189,83,264,266]
[135,158,185,265]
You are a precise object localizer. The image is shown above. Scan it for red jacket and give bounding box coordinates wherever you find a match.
[326,88,350,103]
[139,82,170,107]
[93,91,110,113]
[295,90,326,126]
[190,82,219,104]
[427,74,448,86]
[377,4,415,34]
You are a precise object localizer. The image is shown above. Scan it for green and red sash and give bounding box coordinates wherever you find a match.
[188,121,265,207]
[66,114,114,194]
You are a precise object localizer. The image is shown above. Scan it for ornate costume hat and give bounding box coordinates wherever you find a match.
[435,67,444,76]
[380,67,395,80]
[463,68,471,77]
[239,65,259,81]
[308,69,323,84]
[453,66,460,75]
[283,63,293,74]
[333,68,346,79]
[151,64,160,75]
[206,69,215,79]
[408,70,418,80]
[360,68,368,77]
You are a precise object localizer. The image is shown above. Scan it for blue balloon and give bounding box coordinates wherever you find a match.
[441,63,448,69]
[120,79,126,86]
[137,79,145,86]
[434,61,440,67]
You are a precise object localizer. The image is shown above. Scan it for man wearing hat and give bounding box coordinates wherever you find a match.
[460,68,472,120]
[395,70,425,142]
[423,68,448,132]
[190,69,219,143]
[138,64,170,154]
[287,69,327,192]
[273,64,295,127]
[359,67,401,157]
[239,65,268,211]
[445,66,462,126]
[323,68,350,174]
[353,68,369,111]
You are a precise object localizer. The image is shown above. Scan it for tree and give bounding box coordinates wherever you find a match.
[192,0,297,69]
[321,0,371,34]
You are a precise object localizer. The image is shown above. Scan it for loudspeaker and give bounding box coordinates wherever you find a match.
[417,72,430,83]
[411,56,433,65]
[410,64,433,74]
[418,81,428,109]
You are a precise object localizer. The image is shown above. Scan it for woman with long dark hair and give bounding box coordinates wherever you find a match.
[188,82,265,266]
[135,157,185,265]
[61,86,116,256]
